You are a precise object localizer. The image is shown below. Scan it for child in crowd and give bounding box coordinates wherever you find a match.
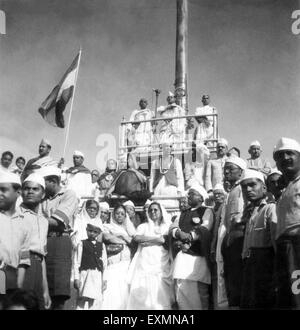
[73,222,107,310]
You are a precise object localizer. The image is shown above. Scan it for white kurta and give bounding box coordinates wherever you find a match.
[149,158,184,209]
[157,104,186,148]
[127,221,174,310]
[194,105,217,145]
[67,172,93,199]
[128,108,153,147]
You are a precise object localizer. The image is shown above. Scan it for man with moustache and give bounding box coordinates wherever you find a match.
[221,156,246,309]
[273,137,300,309]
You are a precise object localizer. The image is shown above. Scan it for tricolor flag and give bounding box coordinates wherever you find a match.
[38,51,80,128]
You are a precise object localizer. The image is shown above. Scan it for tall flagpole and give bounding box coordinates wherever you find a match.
[62,48,82,159]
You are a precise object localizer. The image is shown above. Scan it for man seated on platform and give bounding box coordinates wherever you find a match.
[66,151,93,199]
[98,159,118,196]
[21,139,57,181]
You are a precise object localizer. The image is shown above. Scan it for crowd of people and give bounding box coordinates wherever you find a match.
[0,95,300,310]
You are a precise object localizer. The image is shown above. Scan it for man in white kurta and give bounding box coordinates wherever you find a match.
[127,98,154,149]
[66,151,93,200]
[194,95,217,146]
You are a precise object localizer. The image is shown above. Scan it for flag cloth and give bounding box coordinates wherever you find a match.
[38,52,80,128]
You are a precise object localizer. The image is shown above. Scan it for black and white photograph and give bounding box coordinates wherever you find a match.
[0,0,300,313]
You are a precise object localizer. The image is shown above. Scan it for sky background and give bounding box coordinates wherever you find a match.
[0,0,299,170]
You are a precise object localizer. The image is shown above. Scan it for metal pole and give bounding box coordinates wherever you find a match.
[175,0,188,114]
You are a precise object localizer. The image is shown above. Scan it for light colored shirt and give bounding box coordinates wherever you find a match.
[204,157,227,192]
[276,176,300,239]
[67,172,93,199]
[247,157,271,176]
[242,199,277,259]
[0,210,31,268]
[41,188,79,230]
[20,205,49,256]
[224,183,244,233]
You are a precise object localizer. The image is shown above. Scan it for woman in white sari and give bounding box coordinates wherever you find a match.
[127,202,174,310]
[102,204,136,310]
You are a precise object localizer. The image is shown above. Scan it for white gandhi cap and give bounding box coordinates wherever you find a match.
[0,172,21,185]
[23,173,45,189]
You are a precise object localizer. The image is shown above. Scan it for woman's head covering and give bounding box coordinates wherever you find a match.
[123,200,135,209]
[105,204,136,237]
[146,201,171,235]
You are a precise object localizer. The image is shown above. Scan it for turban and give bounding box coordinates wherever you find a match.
[0,172,21,185]
[225,156,247,170]
[240,169,265,184]
[24,173,45,189]
[273,137,300,158]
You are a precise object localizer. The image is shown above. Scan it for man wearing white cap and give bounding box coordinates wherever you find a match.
[266,168,284,202]
[194,95,218,146]
[39,166,79,309]
[204,138,228,194]
[239,169,277,309]
[210,183,227,309]
[247,141,271,177]
[156,92,186,147]
[0,172,31,299]
[170,184,214,310]
[20,173,51,309]
[273,137,300,309]
[66,151,93,199]
[127,98,154,148]
[21,138,58,181]
[221,156,246,308]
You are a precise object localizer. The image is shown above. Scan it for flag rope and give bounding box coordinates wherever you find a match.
[62,48,82,158]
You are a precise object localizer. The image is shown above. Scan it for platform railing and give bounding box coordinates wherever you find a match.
[119,113,218,154]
